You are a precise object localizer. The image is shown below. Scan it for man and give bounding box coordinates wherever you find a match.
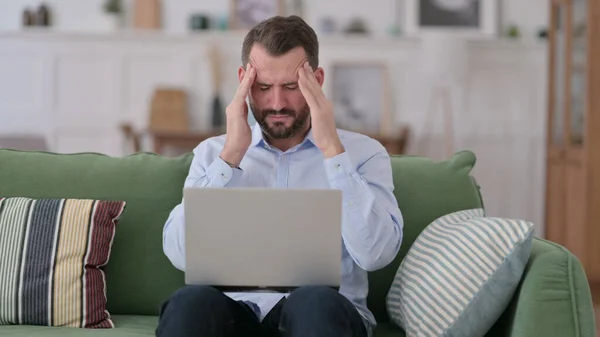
[158,15,403,337]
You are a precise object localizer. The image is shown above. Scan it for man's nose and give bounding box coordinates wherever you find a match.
[269,87,286,111]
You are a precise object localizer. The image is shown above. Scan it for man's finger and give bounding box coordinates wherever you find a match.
[235,64,255,103]
[302,62,326,102]
[298,67,319,109]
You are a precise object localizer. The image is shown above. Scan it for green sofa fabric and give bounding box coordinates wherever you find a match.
[0,148,595,337]
[0,316,158,336]
[0,150,193,316]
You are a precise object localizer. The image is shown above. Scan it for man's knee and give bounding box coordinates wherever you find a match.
[286,285,350,314]
[161,285,225,314]
[280,286,365,336]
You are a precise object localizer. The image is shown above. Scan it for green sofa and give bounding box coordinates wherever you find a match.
[0,148,596,337]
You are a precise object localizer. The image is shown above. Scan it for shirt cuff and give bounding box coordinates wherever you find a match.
[324,151,355,183]
[204,156,242,187]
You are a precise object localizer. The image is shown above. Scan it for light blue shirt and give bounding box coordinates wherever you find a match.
[162,123,404,329]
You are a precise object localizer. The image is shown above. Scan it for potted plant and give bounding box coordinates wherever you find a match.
[100,0,123,31]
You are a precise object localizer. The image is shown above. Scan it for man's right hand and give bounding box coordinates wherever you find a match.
[220,64,256,167]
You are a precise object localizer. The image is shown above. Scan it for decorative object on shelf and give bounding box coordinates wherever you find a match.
[216,15,229,30]
[148,88,189,133]
[319,17,336,35]
[329,62,392,136]
[405,0,498,38]
[416,33,468,158]
[101,0,124,31]
[506,24,521,39]
[389,0,403,36]
[229,0,284,30]
[388,25,402,37]
[344,18,369,34]
[35,3,52,27]
[21,8,35,27]
[208,45,225,130]
[133,0,161,30]
[189,14,210,31]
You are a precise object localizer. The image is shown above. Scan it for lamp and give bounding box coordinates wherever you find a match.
[416,33,469,158]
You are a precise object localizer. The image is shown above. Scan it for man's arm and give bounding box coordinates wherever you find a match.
[162,140,243,271]
[324,142,403,272]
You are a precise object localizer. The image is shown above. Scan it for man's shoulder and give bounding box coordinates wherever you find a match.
[192,133,227,154]
[336,129,387,154]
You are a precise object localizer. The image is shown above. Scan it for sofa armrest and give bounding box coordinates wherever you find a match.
[486,238,596,337]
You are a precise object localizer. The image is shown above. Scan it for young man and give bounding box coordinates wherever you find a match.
[158,15,403,337]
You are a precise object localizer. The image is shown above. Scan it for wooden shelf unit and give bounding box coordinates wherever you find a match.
[545,0,600,284]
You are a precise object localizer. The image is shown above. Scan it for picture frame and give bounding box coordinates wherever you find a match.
[329,62,392,136]
[229,0,285,30]
[405,0,498,38]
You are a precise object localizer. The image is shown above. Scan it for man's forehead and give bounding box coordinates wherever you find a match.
[249,45,307,83]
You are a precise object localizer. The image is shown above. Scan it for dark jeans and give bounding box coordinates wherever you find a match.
[156,285,368,337]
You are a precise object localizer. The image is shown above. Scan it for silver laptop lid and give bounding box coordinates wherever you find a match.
[183,188,342,290]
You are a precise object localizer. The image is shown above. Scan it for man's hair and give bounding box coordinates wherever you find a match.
[241,15,319,69]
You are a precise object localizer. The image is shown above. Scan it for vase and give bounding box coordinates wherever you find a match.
[97,13,122,32]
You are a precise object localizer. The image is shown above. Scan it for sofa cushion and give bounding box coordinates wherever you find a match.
[386,209,534,337]
[0,197,125,328]
[0,149,193,316]
[0,315,158,336]
[368,151,484,322]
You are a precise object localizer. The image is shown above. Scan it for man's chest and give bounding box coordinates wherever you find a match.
[235,148,331,189]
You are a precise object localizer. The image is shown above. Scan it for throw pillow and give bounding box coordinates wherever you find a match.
[386,208,534,337]
[0,197,126,328]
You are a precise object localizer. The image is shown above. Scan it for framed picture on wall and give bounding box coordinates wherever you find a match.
[329,62,392,135]
[405,0,498,38]
[229,0,285,30]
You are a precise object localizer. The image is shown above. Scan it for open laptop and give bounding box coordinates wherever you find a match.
[183,188,342,291]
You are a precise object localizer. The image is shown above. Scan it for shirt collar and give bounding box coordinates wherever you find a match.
[250,123,317,149]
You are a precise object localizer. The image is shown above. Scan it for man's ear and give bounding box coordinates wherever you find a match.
[315,67,325,87]
[238,66,245,83]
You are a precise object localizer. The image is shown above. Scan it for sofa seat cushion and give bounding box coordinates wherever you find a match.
[0,315,158,336]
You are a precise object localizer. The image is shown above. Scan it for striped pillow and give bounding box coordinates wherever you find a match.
[386,209,534,337]
[0,197,126,328]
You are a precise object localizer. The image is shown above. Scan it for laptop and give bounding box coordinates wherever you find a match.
[183,188,343,291]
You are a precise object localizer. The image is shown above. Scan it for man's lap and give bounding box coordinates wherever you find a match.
[158,285,370,337]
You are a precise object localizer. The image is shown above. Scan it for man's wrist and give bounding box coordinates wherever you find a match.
[219,148,246,168]
[322,142,345,159]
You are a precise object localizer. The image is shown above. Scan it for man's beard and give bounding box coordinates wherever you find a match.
[251,103,310,140]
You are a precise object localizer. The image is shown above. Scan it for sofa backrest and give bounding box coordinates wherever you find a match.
[0,149,193,316]
[0,148,484,321]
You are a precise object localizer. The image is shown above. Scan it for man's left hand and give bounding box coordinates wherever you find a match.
[298,62,345,159]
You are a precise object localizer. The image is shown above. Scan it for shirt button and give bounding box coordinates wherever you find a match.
[348,201,355,207]
[221,173,228,180]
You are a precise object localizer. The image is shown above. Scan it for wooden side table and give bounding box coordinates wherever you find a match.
[121,124,410,156]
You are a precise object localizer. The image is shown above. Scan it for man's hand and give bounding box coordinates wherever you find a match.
[298,62,344,158]
[220,64,256,167]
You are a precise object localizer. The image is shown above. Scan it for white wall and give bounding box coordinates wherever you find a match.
[0,1,551,234]
[1,0,549,38]
[0,30,549,237]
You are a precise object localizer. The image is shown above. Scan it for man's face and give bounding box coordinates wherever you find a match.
[239,44,323,140]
